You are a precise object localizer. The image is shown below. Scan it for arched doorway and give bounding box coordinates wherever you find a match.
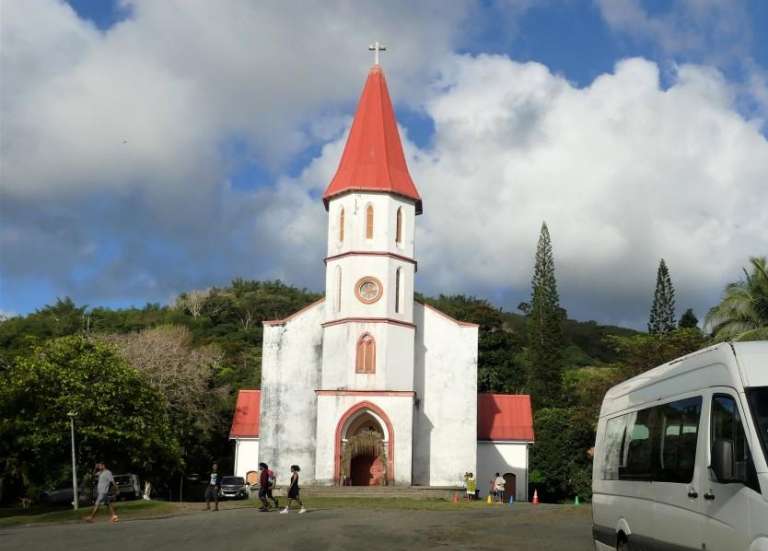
[503,473,517,501]
[334,402,395,486]
[345,412,386,486]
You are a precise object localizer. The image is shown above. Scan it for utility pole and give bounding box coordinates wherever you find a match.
[67,411,79,510]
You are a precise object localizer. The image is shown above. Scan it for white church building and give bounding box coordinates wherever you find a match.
[230,58,534,500]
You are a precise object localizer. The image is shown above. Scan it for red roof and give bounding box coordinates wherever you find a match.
[477,394,535,442]
[323,65,422,214]
[229,390,261,438]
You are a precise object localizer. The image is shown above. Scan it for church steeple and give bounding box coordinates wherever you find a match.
[323,63,422,214]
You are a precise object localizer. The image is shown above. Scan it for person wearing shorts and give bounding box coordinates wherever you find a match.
[85,462,118,523]
[204,463,221,511]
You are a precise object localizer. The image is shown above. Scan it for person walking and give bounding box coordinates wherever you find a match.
[85,462,118,523]
[280,465,306,514]
[266,467,279,509]
[258,463,271,512]
[204,463,222,511]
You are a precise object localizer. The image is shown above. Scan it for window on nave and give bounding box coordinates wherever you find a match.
[356,333,376,374]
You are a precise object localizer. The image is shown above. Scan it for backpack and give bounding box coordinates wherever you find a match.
[267,470,276,489]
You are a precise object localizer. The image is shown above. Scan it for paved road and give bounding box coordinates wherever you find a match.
[0,504,594,550]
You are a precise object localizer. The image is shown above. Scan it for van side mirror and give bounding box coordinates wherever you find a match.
[711,439,736,483]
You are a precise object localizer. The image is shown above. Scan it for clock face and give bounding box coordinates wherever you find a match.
[355,276,383,304]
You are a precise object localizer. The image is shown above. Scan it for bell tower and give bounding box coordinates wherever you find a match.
[320,55,422,392]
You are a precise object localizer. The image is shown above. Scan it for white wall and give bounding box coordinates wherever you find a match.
[326,193,416,259]
[413,303,478,487]
[233,438,260,479]
[259,301,324,486]
[476,441,530,501]
[320,322,415,391]
[314,394,414,486]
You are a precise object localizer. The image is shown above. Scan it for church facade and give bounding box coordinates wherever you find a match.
[230,61,534,497]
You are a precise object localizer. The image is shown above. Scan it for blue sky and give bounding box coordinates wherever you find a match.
[2,0,767,328]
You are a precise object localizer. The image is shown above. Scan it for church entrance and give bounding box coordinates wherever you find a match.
[336,405,393,486]
[350,454,386,486]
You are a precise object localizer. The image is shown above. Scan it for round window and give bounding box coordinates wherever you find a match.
[355,276,383,304]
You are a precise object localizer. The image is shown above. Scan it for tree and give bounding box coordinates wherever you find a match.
[0,336,180,495]
[648,259,676,335]
[608,328,709,380]
[526,222,566,408]
[705,256,768,341]
[678,308,699,329]
[530,407,595,501]
[102,326,228,476]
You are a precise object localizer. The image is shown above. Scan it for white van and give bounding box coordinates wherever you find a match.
[592,341,768,551]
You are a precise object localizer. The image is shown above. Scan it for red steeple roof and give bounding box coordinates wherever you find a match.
[323,65,422,214]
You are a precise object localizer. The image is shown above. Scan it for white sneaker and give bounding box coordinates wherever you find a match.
[298,507,306,514]
[280,507,289,514]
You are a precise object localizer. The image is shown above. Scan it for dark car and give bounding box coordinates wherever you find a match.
[40,483,93,506]
[219,476,248,499]
[113,474,141,501]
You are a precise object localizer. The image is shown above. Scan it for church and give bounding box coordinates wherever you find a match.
[230,55,534,500]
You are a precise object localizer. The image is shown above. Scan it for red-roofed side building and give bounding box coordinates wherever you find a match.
[476,394,534,501]
[230,390,261,484]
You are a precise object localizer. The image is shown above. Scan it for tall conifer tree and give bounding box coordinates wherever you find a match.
[648,258,676,335]
[526,222,565,408]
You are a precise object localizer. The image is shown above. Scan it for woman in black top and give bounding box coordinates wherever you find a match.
[280,465,306,514]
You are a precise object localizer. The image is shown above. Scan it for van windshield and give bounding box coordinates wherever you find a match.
[746,387,768,465]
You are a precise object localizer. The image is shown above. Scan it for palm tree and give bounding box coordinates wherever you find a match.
[705,256,768,341]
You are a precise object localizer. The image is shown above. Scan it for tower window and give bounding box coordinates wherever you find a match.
[366,204,374,239]
[395,268,402,313]
[339,207,345,242]
[356,333,376,374]
[395,207,403,244]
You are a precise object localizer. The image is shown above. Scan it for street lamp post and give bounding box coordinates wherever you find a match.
[67,411,78,511]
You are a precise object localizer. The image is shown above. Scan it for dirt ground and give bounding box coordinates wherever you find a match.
[0,502,594,550]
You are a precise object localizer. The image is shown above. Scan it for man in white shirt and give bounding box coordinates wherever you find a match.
[86,462,119,523]
[494,473,506,503]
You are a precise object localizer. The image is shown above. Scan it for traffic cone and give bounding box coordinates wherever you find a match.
[574,495,580,506]
[486,494,492,504]
[532,489,540,504]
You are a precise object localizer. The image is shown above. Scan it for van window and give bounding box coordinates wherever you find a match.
[657,397,702,483]
[620,408,654,481]
[602,416,626,480]
[711,394,760,491]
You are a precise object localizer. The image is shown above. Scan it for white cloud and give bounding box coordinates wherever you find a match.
[288,54,768,326]
[2,1,767,328]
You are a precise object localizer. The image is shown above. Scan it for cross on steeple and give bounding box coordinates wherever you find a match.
[368,41,386,66]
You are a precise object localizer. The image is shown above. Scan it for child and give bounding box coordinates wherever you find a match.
[280,465,306,514]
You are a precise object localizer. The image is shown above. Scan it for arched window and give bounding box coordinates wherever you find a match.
[335,266,342,313]
[339,207,345,243]
[395,268,402,313]
[395,207,403,244]
[365,204,374,239]
[356,333,376,374]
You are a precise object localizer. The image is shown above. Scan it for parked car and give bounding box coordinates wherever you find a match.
[592,341,768,551]
[39,483,93,506]
[219,476,248,499]
[113,474,141,501]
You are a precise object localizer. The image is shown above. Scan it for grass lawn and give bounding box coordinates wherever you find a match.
[0,500,176,527]
[0,496,562,527]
